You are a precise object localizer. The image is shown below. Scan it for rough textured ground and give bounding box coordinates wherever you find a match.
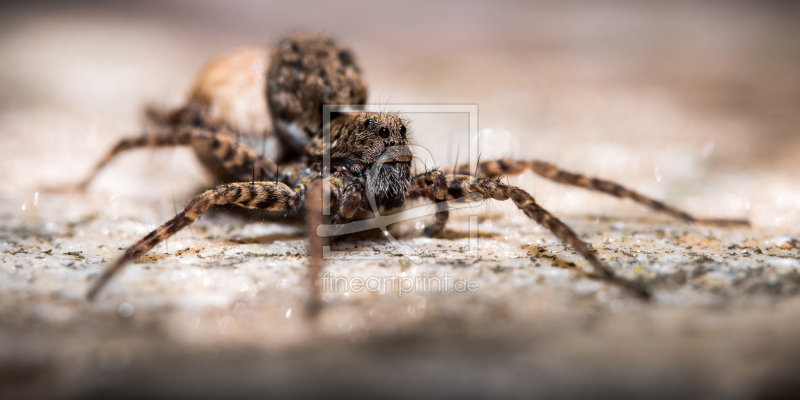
[1,1,800,399]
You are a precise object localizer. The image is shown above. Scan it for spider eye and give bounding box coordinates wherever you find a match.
[364,119,374,129]
[399,126,406,136]
[378,127,390,138]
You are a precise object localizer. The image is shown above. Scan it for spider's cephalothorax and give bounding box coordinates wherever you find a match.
[308,112,412,211]
[68,32,750,315]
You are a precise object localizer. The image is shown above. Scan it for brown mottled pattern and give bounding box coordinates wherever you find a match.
[86,181,305,299]
[68,127,280,191]
[408,170,450,236]
[206,131,278,182]
[337,183,363,220]
[456,160,749,226]
[305,112,410,164]
[266,33,368,160]
[443,174,649,298]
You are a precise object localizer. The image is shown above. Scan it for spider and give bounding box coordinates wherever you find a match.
[67,33,748,316]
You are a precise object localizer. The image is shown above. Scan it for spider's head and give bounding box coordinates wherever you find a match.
[306,112,413,209]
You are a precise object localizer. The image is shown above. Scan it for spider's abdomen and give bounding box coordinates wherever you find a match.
[154,34,366,166]
[185,46,271,138]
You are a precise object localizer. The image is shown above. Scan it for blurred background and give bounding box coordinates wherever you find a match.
[1,1,800,399]
[2,0,799,226]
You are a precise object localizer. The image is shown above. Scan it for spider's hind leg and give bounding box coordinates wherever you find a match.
[62,126,278,192]
[456,159,749,227]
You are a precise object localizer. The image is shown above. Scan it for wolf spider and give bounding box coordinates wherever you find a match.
[66,33,748,316]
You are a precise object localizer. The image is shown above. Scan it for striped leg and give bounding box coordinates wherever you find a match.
[446,174,650,298]
[68,127,278,191]
[408,170,449,236]
[457,160,749,226]
[86,181,303,300]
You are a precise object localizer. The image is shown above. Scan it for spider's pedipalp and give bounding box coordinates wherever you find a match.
[86,180,307,300]
[334,183,364,222]
[457,159,749,226]
[444,174,650,298]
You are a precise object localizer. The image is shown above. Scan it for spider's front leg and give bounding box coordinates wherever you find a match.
[86,180,310,300]
[456,160,749,226]
[445,174,650,298]
[305,179,329,318]
[408,169,449,236]
[59,126,278,192]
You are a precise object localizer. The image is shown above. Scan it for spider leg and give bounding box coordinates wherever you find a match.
[330,182,363,224]
[305,180,326,318]
[86,180,305,300]
[456,160,749,227]
[408,169,449,236]
[445,174,650,298]
[65,126,278,191]
[306,179,370,317]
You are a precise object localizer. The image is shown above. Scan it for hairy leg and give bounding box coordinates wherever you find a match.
[67,127,278,191]
[407,169,449,236]
[144,102,215,131]
[456,159,749,226]
[446,174,649,298]
[330,182,363,224]
[86,180,304,300]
